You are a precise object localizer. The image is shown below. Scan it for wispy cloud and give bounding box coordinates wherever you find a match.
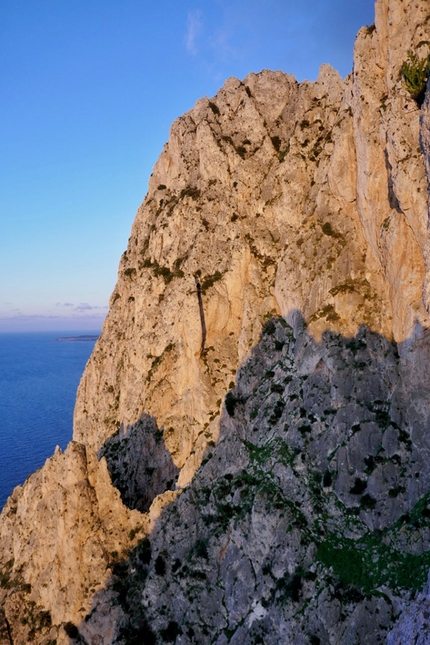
[183,6,240,82]
[186,10,203,56]
[56,302,74,307]
[0,305,108,321]
[211,27,236,62]
[0,312,106,321]
[74,303,107,312]
[0,314,63,321]
[0,312,106,333]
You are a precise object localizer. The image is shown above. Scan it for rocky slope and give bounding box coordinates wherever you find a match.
[0,0,430,643]
[82,316,430,644]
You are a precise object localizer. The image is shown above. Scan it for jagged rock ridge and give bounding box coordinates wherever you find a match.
[0,0,429,642]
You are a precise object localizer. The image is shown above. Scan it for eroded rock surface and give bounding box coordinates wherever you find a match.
[74,0,429,488]
[0,0,430,642]
[81,317,430,644]
[0,443,144,643]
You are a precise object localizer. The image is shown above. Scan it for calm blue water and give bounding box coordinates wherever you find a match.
[0,331,98,510]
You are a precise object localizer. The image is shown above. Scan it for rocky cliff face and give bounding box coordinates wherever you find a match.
[0,0,430,643]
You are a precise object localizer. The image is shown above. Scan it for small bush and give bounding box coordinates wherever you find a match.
[360,493,376,510]
[401,49,430,106]
[192,539,209,560]
[271,383,284,394]
[270,400,285,422]
[322,222,335,236]
[64,622,80,638]
[278,145,290,162]
[200,271,223,294]
[276,571,303,602]
[137,537,151,565]
[155,554,166,576]
[271,135,281,151]
[298,424,312,435]
[262,319,276,335]
[180,186,201,200]
[389,485,406,498]
[160,621,181,642]
[349,478,367,495]
[323,470,333,487]
[118,621,156,645]
[208,101,220,115]
[225,391,242,417]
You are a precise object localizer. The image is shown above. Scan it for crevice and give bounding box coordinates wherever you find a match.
[4,616,13,645]
[195,275,207,356]
[384,148,403,214]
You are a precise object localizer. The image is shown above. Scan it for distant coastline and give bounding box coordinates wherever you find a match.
[56,335,99,342]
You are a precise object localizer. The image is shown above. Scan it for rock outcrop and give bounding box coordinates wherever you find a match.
[82,316,430,644]
[0,0,430,642]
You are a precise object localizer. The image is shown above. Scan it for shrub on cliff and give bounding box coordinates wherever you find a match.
[401,49,430,106]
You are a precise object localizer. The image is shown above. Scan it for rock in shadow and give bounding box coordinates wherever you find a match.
[81,314,430,644]
[99,414,179,512]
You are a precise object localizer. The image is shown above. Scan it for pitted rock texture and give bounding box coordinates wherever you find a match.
[74,0,429,493]
[0,443,144,644]
[80,317,430,644]
[0,0,430,642]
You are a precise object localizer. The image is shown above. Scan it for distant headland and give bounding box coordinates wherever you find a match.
[56,335,99,342]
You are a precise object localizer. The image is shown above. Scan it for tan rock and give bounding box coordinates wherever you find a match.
[0,0,429,641]
[0,442,143,641]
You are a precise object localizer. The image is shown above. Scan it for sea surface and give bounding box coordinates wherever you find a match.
[0,331,98,510]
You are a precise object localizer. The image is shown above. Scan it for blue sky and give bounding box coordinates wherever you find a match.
[0,0,376,332]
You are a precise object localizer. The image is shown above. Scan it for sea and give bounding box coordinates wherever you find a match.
[0,331,98,510]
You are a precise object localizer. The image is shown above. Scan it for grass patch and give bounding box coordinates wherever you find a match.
[180,186,201,200]
[140,258,184,284]
[200,271,223,294]
[317,533,430,595]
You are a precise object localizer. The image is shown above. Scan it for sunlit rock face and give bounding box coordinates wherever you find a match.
[73,0,429,484]
[0,0,429,643]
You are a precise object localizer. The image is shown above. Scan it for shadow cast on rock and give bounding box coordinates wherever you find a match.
[99,414,179,513]
[72,312,430,644]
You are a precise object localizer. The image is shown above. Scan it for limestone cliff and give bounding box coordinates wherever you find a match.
[0,0,430,643]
